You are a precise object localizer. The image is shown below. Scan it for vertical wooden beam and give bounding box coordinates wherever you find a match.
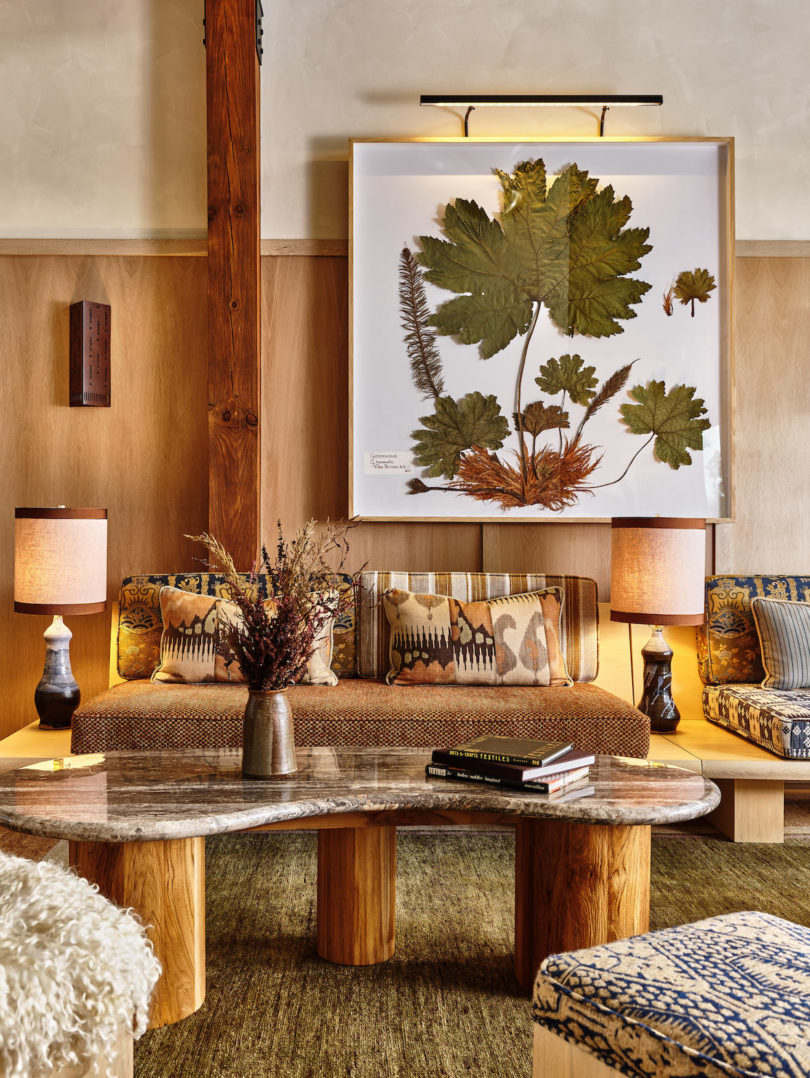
[206,0,261,568]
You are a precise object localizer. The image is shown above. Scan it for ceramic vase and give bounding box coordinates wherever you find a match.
[242,689,297,779]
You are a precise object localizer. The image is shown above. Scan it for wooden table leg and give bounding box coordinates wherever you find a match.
[69,837,205,1028]
[317,825,396,965]
[514,819,651,992]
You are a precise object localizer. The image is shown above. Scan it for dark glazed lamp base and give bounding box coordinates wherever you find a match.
[638,627,680,733]
[35,685,81,729]
[35,615,81,729]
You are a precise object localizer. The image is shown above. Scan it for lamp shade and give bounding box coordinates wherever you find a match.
[610,517,705,626]
[14,508,107,615]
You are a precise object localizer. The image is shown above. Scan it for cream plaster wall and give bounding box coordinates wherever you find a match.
[0,0,205,237]
[1,0,808,239]
[267,0,807,239]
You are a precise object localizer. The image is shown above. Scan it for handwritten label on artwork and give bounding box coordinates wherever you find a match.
[364,451,415,475]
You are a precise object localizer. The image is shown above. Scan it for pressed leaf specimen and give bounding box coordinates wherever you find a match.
[398,247,444,400]
[398,158,712,511]
[620,381,711,469]
[673,267,717,317]
[411,391,511,480]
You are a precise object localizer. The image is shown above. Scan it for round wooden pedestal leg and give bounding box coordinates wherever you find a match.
[69,837,206,1028]
[317,826,396,965]
[514,819,651,992]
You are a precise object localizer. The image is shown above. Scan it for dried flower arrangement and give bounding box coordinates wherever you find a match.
[189,521,358,692]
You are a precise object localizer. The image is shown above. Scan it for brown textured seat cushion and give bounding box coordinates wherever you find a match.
[70,679,649,757]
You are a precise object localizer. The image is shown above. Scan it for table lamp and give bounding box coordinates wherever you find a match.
[610,517,705,733]
[14,508,108,729]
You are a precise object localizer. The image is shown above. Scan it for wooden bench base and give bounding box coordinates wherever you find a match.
[708,779,785,843]
[533,1025,618,1077]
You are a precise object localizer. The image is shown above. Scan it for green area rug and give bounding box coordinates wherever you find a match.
[135,832,810,1078]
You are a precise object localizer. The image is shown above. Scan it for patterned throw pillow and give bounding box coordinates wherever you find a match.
[751,597,810,689]
[300,592,340,686]
[152,586,339,686]
[382,587,572,687]
[152,588,220,683]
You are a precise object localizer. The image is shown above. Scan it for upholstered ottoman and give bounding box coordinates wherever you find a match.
[532,911,810,1077]
[0,849,160,1077]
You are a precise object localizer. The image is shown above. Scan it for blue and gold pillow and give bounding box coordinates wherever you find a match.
[697,575,810,685]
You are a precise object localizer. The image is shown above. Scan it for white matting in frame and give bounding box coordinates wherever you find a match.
[350,138,733,522]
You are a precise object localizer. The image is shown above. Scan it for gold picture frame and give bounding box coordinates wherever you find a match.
[349,137,734,524]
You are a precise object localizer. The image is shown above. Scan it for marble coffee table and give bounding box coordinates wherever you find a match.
[0,748,719,1028]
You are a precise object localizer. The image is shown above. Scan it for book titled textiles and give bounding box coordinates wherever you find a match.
[441,735,573,768]
[431,746,594,783]
[425,763,591,794]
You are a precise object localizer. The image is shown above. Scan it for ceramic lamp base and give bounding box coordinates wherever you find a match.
[638,627,680,733]
[35,615,80,729]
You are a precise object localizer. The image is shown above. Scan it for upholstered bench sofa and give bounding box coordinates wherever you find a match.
[698,574,810,758]
[532,911,810,1077]
[71,570,649,758]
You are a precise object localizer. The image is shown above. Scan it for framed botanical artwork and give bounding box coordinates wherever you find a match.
[349,137,733,522]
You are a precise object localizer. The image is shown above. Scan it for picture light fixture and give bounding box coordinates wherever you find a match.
[419,94,664,136]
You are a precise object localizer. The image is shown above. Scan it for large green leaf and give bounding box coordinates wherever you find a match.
[418,200,532,358]
[535,354,597,405]
[543,185,652,336]
[620,381,711,469]
[417,158,652,356]
[412,392,510,479]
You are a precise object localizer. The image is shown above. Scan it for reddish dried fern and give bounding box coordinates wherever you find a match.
[451,441,602,510]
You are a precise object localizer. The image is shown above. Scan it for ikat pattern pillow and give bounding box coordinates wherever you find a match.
[152,586,340,686]
[382,587,572,687]
[152,588,220,683]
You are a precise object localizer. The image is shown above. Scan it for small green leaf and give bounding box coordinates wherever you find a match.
[412,392,511,479]
[673,268,716,316]
[535,354,598,405]
[620,381,711,469]
[520,401,570,437]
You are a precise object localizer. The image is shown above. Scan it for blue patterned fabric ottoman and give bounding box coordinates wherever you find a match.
[704,684,810,759]
[532,911,810,1078]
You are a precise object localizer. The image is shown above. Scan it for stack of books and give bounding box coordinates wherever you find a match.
[425,735,594,798]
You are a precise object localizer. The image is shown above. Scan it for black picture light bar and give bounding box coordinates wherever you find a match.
[420,94,663,107]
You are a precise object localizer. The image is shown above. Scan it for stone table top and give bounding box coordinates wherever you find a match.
[0,748,720,843]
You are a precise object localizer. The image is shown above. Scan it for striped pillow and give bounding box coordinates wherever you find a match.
[751,597,810,689]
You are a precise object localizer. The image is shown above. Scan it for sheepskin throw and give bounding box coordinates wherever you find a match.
[0,850,161,1078]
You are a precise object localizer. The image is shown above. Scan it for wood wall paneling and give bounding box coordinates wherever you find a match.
[482,523,612,596]
[206,0,261,569]
[0,256,208,739]
[715,258,810,574]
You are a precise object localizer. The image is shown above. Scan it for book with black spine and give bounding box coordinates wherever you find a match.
[441,735,574,768]
[425,762,591,794]
[431,746,594,782]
